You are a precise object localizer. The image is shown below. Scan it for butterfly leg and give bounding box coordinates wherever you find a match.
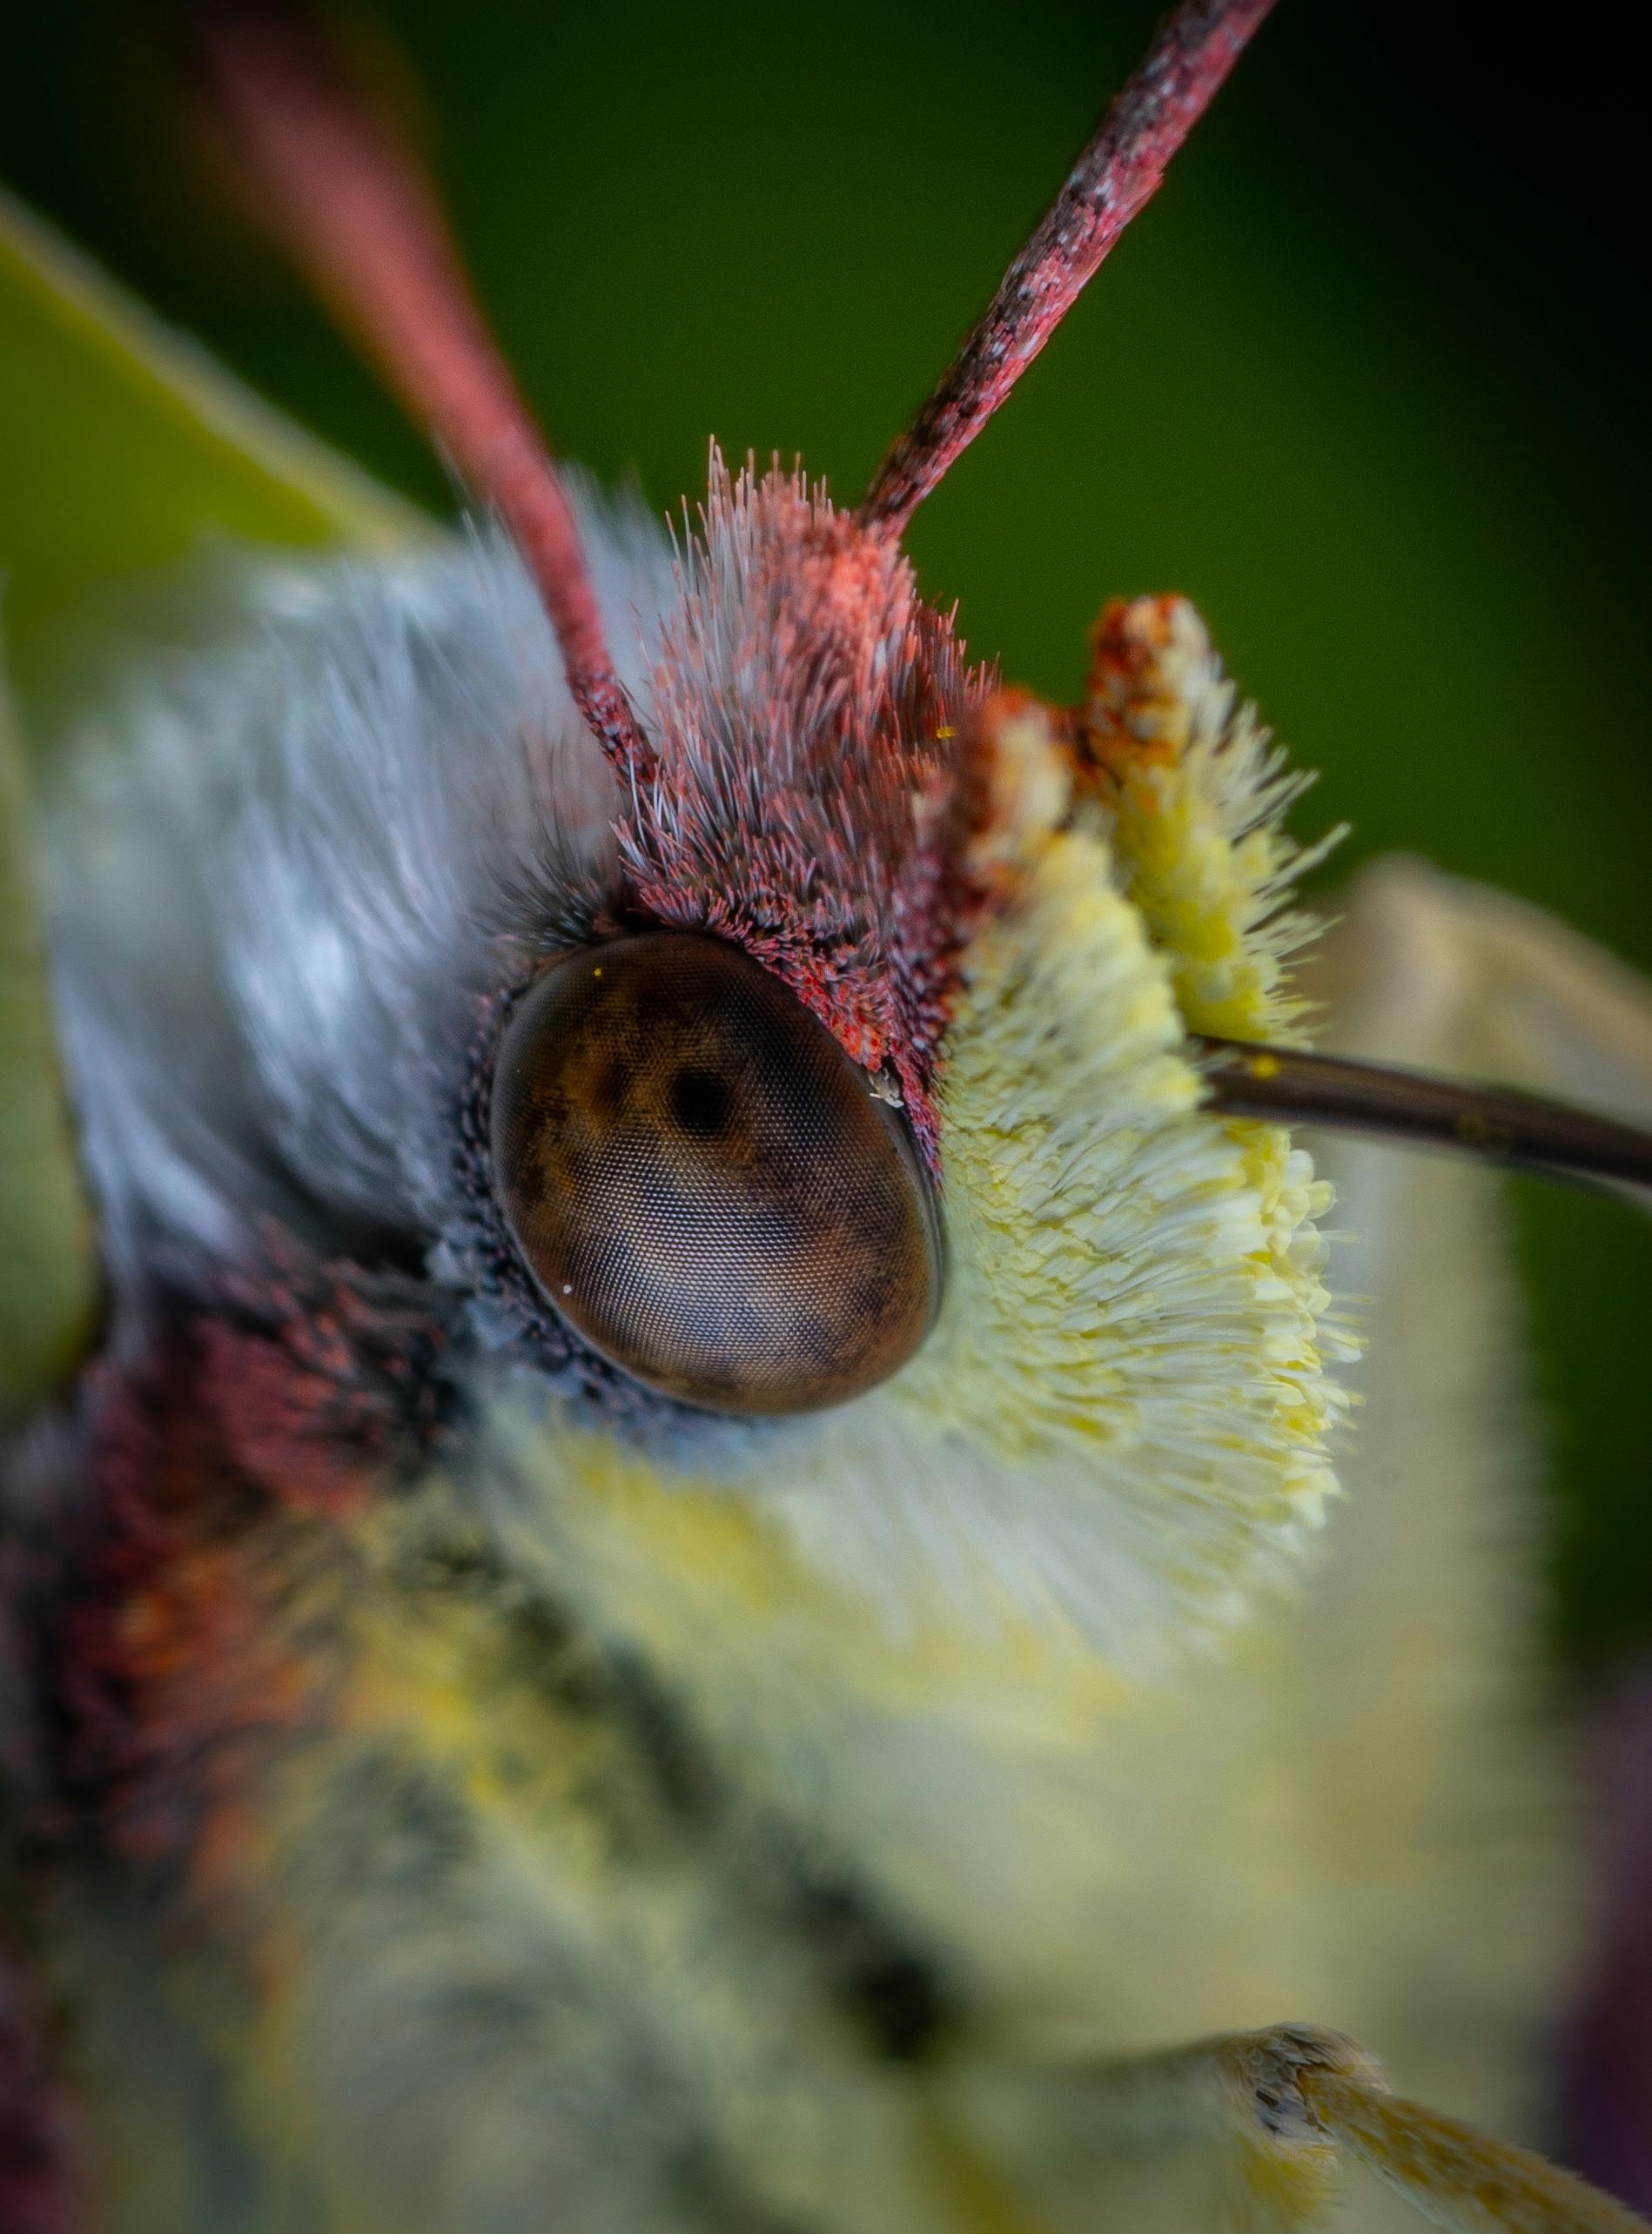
[1065,2022,1649,2232]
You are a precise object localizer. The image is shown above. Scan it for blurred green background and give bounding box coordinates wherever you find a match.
[2,1,1647,1657]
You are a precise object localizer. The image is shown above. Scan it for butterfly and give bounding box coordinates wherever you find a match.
[3,2,1651,2229]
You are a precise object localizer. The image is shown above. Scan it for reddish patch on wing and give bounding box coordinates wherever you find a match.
[48,1254,447,1906]
[57,1357,326,1902]
[616,458,993,1164]
[212,1233,452,1514]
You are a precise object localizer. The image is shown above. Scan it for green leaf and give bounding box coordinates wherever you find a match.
[0,188,421,694]
[0,684,97,1418]
[0,193,423,1415]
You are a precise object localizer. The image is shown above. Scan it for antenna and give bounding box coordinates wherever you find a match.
[198,5,655,785]
[860,0,1275,535]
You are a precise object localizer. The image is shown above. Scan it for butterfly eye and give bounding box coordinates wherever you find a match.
[490,935,944,1414]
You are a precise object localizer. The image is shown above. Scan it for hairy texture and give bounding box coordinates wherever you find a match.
[40,465,986,1315]
[843,692,1341,1650]
[16,510,1595,2226]
[620,457,987,1158]
[1083,594,1339,1050]
[34,499,1343,1663]
[33,1255,448,1896]
[17,1324,967,2234]
[505,691,1344,1691]
[40,492,667,1301]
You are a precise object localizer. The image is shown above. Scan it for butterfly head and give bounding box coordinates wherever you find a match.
[64,0,1632,1669]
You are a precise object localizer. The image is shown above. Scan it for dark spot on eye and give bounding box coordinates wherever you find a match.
[488,933,944,1415]
[670,1065,731,1140]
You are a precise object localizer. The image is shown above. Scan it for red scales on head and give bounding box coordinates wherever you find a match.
[615,460,984,1157]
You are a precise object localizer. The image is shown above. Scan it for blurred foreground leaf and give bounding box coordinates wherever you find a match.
[0,686,97,1416]
[0,190,419,693]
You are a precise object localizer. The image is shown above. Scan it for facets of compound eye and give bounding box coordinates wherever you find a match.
[488,933,944,1415]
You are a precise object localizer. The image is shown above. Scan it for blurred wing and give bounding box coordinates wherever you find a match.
[1306,854,1652,1139]
[1298,854,1652,2215]
[1273,855,1652,2226]
[0,193,423,1415]
[0,190,420,677]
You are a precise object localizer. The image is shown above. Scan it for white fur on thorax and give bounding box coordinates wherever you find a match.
[40,493,670,1291]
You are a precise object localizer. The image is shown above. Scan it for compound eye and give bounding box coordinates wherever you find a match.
[490,934,944,1414]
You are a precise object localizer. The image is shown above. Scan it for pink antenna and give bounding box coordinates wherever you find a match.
[860,0,1277,535]
[200,8,654,785]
